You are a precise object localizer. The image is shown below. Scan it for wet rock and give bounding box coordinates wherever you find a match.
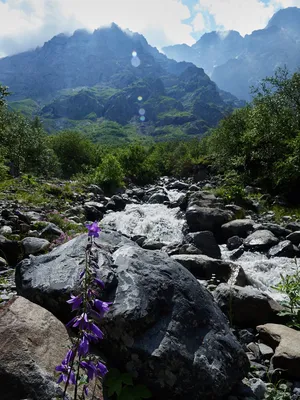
[147,192,169,204]
[22,237,50,256]
[0,296,69,400]
[285,222,300,232]
[186,206,232,238]
[214,284,284,327]
[109,195,126,211]
[171,254,247,285]
[141,240,166,250]
[227,236,244,251]
[268,240,299,258]
[244,230,279,251]
[84,201,105,220]
[286,231,300,245]
[167,181,189,190]
[257,324,300,379]
[256,223,291,238]
[229,246,245,260]
[222,219,255,240]
[184,231,221,259]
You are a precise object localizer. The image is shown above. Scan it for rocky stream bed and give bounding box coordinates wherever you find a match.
[1,177,300,400]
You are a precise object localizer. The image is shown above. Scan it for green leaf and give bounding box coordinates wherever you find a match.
[133,384,152,399]
[120,372,133,386]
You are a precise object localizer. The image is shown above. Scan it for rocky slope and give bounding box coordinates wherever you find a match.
[163,7,300,100]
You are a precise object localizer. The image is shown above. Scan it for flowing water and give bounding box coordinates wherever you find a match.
[102,189,298,301]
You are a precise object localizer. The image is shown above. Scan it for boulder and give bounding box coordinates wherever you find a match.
[0,296,69,400]
[186,206,232,238]
[0,235,23,266]
[214,284,284,327]
[285,222,300,232]
[227,236,244,251]
[257,324,300,379]
[188,191,220,208]
[163,243,202,256]
[171,254,247,285]
[40,223,63,241]
[167,181,189,190]
[184,231,221,259]
[109,195,127,211]
[256,223,291,238]
[244,230,279,251]
[84,201,105,221]
[22,237,50,256]
[268,240,299,258]
[221,219,255,240]
[16,231,249,400]
[286,231,300,245]
[147,192,170,204]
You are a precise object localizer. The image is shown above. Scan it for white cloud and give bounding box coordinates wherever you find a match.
[191,12,207,32]
[0,0,195,57]
[193,0,300,36]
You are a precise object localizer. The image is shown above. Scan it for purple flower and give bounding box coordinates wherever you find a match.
[86,221,101,238]
[80,360,96,381]
[55,363,76,385]
[96,361,108,377]
[94,278,105,288]
[78,334,89,357]
[66,313,89,329]
[94,299,112,314]
[89,322,104,339]
[83,385,88,396]
[66,294,83,311]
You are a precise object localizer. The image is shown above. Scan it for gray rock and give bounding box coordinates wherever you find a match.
[244,230,279,251]
[258,343,274,359]
[16,231,249,400]
[40,223,63,241]
[227,236,244,250]
[225,204,245,219]
[184,231,221,259]
[84,201,105,220]
[214,284,284,327]
[167,181,189,190]
[87,184,104,195]
[142,240,165,250]
[0,235,23,266]
[22,237,50,256]
[188,191,220,208]
[286,222,300,232]
[222,219,255,240]
[147,192,169,204]
[186,206,232,237]
[256,223,291,238]
[249,378,267,399]
[0,296,69,400]
[286,231,300,245]
[163,243,202,256]
[171,254,247,285]
[0,226,12,235]
[0,257,8,271]
[268,240,299,258]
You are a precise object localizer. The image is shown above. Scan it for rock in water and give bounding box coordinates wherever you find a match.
[16,231,249,400]
[0,296,69,400]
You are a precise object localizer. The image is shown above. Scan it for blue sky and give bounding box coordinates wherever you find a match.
[0,0,299,57]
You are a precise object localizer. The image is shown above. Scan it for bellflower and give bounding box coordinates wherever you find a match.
[86,221,101,238]
[66,294,83,311]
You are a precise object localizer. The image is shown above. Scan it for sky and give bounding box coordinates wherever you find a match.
[0,0,300,57]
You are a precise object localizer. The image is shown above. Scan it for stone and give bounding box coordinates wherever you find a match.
[87,184,104,195]
[141,240,165,250]
[285,222,300,232]
[257,323,300,379]
[16,231,249,400]
[229,246,245,260]
[214,284,284,327]
[184,231,221,259]
[227,236,244,250]
[84,201,105,221]
[171,254,247,285]
[0,296,69,400]
[244,230,279,251]
[258,343,274,359]
[40,223,64,241]
[222,219,255,240]
[188,191,220,208]
[256,223,291,238]
[268,240,299,258]
[163,243,202,256]
[248,378,267,400]
[225,204,245,219]
[186,206,232,238]
[147,192,170,204]
[110,195,126,211]
[0,256,8,271]
[0,235,23,266]
[22,237,50,256]
[167,181,189,190]
[286,231,300,245]
[0,225,13,235]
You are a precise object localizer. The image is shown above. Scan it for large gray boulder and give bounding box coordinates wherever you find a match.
[221,219,255,240]
[214,284,284,327]
[186,206,232,238]
[244,230,279,251]
[16,231,249,400]
[0,296,69,400]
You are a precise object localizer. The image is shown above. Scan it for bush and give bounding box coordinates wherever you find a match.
[93,154,125,193]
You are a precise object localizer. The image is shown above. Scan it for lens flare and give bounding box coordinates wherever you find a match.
[140,116,146,122]
[132,51,137,57]
[139,108,146,116]
[137,96,143,101]
[131,56,140,67]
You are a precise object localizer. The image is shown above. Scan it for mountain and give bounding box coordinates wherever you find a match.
[0,24,243,142]
[163,7,300,100]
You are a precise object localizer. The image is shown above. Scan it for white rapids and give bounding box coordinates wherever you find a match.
[102,203,184,244]
[221,245,298,301]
